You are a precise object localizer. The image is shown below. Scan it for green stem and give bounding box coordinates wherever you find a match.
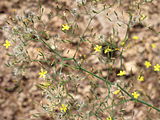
[117,84,160,112]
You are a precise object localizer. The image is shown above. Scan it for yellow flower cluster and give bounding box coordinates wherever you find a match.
[144,61,160,71]
[94,45,119,53]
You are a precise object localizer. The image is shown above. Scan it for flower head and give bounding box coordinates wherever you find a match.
[132,36,139,40]
[144,61,151,68]
[60,104,68,112]
[154,64,160,71]
[3,40,11,49]
[117,70,126,76]
[113,89,120,95]
[94,45,102,52]
[106,116,112,120]
[120,41,125,46]
[151,43,156,48]
[39,68,47,78]
[62,24,70,31]
[137,75,144,82]
[104,46,113,53]
[132,92,140,99]
[140,14,147,21]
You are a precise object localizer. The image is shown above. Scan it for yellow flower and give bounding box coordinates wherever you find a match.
[39,68,47,78]
[154,64,160,71]
[106,116,112,120]
[140,14,147,21]
[94,45,102,52]
[60,104,68,112]
[104,47,113,53]
[137,75,144,82]
[132,36,139,40]
[120,41,125,46]
[113,90,120,95]
[117,70,126,76]
[132,92,140,99]
[144,61,151,68]
[62,24,70,31]
[3,40,11,49]
[151,43,156,48]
